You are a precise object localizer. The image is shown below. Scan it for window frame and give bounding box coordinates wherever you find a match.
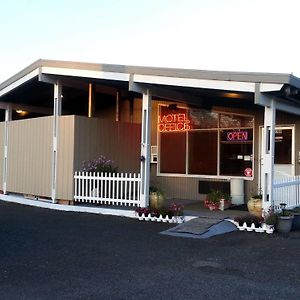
[157,104,255,180]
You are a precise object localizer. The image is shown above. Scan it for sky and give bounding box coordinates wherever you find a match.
[0,0,300,83]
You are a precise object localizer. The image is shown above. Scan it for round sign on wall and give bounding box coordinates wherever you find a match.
[244,168,252,177]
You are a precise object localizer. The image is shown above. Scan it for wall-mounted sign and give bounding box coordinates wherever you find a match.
[226,130,248,141]
[158,113,191,132]
[244,167,252,177]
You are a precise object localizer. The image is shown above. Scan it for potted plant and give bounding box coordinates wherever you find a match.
[204,190,231,211]
[149,186,165,209]
[247,194,262,217]
[264,209,278,226]
[286,206,300,230]
[276,203,294,233]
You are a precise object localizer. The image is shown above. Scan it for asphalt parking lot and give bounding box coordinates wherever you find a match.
[1,201,300,300]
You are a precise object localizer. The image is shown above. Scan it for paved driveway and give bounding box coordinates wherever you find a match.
[1,201,300,300]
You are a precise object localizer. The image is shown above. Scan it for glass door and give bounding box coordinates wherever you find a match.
[259,126,295,187]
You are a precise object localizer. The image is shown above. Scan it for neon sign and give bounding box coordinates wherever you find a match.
[158,113,191,132]
[227,130,248,141]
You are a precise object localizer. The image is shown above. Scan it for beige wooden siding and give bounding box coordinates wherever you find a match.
[56,115,76,200]
[73,116,141,173]
[0,123,4,190]
[7,117,52,197]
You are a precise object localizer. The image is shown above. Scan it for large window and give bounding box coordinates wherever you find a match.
[160,132,186,173]
[219,129,253,176]
[158,105,254,178]
[188,131,218,175]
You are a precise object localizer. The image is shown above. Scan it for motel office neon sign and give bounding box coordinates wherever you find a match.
[158,113,191,132]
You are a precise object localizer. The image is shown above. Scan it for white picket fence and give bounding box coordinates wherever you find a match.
[74,172,141,206]
[273,175,300,210]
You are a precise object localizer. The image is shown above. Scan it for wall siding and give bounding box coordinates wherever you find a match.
[73,116,141,174]
[7,117,52,197]
[56,115,76,200]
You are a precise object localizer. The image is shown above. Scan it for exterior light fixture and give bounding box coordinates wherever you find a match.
[15,110,28,116]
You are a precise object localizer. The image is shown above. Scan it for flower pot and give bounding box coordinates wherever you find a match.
[247,197,262,217]
[292,213,300,230]
[208,203,219,211]
[150,192,165,209]
[276,216,294,233]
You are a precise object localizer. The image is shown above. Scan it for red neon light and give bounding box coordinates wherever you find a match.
[227,131,248,141]
[158,113,191,132]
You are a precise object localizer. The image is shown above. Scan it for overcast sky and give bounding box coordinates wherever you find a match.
[0,0,299,83]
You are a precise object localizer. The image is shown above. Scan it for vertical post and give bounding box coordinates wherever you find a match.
[2,105,12,194]
[52,81,62,203]
[261,99,276,213]
[88,83,95,118]
[140,90,152,207]
[115,90,120,122]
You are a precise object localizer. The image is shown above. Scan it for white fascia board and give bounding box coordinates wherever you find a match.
[260,83,283,92]
[133,74,256,92]
[41,67,130,82]
[0,69,39,97]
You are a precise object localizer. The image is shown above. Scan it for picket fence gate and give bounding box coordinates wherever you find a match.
[273,175,300,210]
[74,172,141,207]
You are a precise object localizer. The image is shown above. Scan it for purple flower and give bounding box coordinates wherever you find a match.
[81,155,118,173]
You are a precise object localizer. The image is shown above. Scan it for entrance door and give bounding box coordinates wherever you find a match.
[259,126,295,187]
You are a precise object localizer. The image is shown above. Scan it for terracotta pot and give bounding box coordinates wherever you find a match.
[247,197,262,217]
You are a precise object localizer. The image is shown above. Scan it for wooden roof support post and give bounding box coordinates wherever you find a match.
[88,83,95,118]
[52,81,62,203]
[140,89,152,207]
[261,98,276,214]
[2,105,12,194]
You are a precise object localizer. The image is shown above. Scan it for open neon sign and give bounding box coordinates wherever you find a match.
[227,130,248,141]
[158,113,191,132]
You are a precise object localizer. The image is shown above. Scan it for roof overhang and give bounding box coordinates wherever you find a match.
[1,59,300,113]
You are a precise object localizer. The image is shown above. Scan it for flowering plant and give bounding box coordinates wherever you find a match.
[204,190,231,210]
[135,203,184,218]
[135,207,151,216]
[82,155,118,173]
[169,202,184,216]
[234,214,264,227]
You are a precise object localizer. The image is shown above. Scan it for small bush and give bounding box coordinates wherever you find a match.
[264,213,278,226]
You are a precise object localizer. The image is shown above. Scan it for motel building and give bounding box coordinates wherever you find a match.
[0,59,300,215]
